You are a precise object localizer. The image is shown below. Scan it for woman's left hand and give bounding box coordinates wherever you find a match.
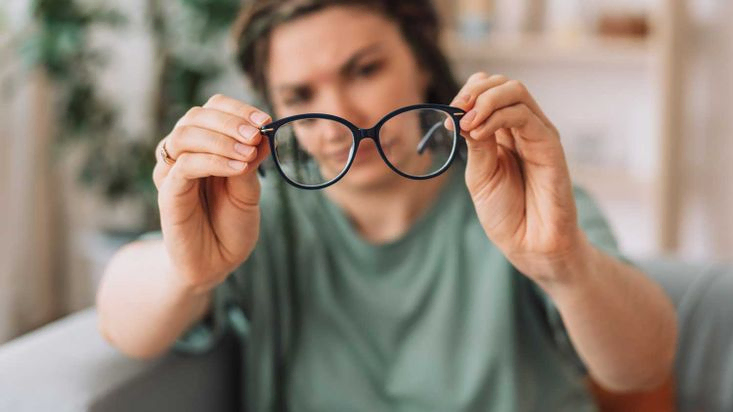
[450,72,584,283]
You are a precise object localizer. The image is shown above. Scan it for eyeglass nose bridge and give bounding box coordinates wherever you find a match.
[355,126,379,142]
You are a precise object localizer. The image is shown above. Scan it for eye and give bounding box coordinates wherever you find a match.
[354,61,383,78]
[283,89,312,107]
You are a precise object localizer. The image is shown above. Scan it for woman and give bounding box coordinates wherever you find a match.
[96,1,677,410]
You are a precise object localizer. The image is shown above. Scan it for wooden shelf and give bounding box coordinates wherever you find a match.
[442,31,654,66]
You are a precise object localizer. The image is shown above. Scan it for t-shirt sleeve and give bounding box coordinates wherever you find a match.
[133,230,249,355]
[535,185,633,374]
[572,186,633,266]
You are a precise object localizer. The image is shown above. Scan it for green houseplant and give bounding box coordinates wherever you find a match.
[23,0,242,237]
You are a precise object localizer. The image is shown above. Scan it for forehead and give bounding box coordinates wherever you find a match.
[267,6,399,85]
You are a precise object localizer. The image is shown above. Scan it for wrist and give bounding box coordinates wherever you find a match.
[532,232,599,295]
[508,228,595,287]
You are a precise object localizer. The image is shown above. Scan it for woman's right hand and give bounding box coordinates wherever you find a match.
[153,94,272,295]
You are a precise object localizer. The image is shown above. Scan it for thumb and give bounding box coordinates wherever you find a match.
[463,131,499,191]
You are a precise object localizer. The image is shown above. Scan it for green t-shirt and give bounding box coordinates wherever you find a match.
[143,162,629,411]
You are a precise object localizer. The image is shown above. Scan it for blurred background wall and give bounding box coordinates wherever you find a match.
[0,0,731,344]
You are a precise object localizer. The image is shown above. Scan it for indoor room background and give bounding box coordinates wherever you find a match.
[1,0,731,344]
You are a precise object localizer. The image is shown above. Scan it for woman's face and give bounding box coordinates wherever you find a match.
[266,5,432,190]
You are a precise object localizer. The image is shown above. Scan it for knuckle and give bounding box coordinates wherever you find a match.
[170,153,201,180]
[152,164,163,188]
[207,94,225,105]
[469,71,490,82]
[208,154,226,170]
[508,80,527,95]
[224,115,244,132]
[488,74,509,84]
[176,125,195,141]
[167,126,189,150]
[214,134,232,154]
[476,90,496,110]
[184,106,204,122]
[463,84,480,100]
[176,152,193,169]
[166,163,184,181]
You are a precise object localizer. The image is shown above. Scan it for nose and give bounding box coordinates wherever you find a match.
[318,89,370,130]
[321,119,351,144]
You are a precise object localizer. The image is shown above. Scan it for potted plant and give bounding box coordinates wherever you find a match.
[22,0,242,240]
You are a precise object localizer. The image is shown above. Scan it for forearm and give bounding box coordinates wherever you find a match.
[96,239,213,360]
[537,235,678,393]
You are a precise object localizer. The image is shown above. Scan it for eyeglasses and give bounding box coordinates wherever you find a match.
[257,103,466,190]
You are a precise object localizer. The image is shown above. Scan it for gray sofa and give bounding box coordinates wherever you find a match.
[1,259,732,412]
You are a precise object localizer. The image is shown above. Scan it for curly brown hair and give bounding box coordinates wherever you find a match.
[232,0,461,112]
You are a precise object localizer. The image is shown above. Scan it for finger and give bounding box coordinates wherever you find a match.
[447,118,517,151]
[496,128,517,152]
[155,128,271,191]
[165,126,259,164]
[460,79,536,132]
[176,105,269,147]
[203,94,271,124]
[445,73,510,131]
[472,80,554,132]
[223,136,272,201]
[202,94,271,144]
[469,104,549,145]
[462,128,499,193]
[164,152,251,193]
[450,73,510,111]
[153,158,167,190]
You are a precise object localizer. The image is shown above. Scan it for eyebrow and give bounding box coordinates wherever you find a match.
[275,43,384,94]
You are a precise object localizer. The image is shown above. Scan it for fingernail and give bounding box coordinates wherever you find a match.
[460,110,477,129]
[229,160,246,170]
[250,111,270,126]
[235,143,255,157]
[239,124,259,141]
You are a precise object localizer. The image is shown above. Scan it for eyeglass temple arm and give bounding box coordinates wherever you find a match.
[416,112,465,155]
[416,122,443,155]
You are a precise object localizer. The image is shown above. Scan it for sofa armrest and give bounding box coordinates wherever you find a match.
[0,308,239,412]
[638,259,733,412]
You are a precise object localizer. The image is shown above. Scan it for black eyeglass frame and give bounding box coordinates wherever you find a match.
[257,103,466,190]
